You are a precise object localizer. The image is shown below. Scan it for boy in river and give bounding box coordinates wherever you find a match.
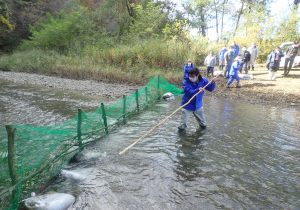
[178,68,216,131]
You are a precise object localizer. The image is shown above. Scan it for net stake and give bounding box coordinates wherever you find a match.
[77,108,83,150]
[135,90,140,112]
[6,125,17,185]
[123,95,127,124]
[101,103,109,134]
[157,75,161,100]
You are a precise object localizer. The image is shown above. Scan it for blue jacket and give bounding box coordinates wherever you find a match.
[183,64,194,80]
[219,47,227,61]
[268,51,284,70]
[233,44,240,58]
[229,60,242,76]
[181,77,216,111]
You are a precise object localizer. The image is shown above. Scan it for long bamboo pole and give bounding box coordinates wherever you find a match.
[119,75,220,155]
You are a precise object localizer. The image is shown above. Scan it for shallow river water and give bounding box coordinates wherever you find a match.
[1,80,300,209]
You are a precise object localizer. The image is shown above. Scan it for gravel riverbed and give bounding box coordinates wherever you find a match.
[0,71,140,101]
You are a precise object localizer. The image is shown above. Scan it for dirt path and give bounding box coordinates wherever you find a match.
[213,65,300,107]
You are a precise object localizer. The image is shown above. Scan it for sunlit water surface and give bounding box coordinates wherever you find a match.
[1,80,300,209]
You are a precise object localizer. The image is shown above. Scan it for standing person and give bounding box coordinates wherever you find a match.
[183,59,195,81]
[178,67,216,131]
[226,55,243,88]
[283,41,299,76]
[248,43,258,71]
[232,41,240,58]
[219,46,227,71]
[223,46,235,78]
[267,47,284,81]
[241,47,251,74]
[204,51,217,77]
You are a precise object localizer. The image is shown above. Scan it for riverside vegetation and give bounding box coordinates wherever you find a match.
[0,0,299,85]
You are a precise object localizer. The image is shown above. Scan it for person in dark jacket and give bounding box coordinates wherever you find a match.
[283,41,299,76]
[267,47,284,80]
[241,47,251,74]
[178,68,216,131]
[183,59,195,81]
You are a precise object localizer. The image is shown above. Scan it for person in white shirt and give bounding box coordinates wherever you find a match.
[247,43,258,71]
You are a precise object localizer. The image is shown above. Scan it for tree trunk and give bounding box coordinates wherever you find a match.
[213,0,219,41]
[220,0,227,38]
[125,0,134,17]
[200,8,206,37]
[233,0,244,37]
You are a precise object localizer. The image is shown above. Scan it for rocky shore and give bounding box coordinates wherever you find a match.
[1,69,300,107]
[0,71,139,101]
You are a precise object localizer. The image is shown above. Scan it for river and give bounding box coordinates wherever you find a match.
[1,79,300,209]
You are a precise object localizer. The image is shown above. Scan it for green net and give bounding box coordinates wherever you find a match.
[0,75,182,209]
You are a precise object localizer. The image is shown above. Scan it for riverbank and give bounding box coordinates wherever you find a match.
[213,65,300,107]
[0,71,139,102]
[1,67,300,107]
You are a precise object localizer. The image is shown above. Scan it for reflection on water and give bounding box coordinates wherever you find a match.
[44,96,300,210]
[0,80,102,126]
[1,79,299,209]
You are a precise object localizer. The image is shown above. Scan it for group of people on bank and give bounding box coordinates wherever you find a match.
[267,41,299,80]
[178,40,299,131]
[196,40,299,83]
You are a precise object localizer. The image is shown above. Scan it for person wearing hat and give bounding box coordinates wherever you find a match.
[226,55,243,88]
[178,67,216,131]
[183,59,195,81]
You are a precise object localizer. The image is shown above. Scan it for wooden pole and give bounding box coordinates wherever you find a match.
[119,74,220,155]
[145,87,148,106]
[135,90,139,113]
[77,109,83,150]
[145,87,148,103]
[157,75,161,100]
[123,95,127,124]
[6,125,17,185]
[101,103,109,134]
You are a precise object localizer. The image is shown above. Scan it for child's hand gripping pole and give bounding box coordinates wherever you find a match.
[119,74,221,155]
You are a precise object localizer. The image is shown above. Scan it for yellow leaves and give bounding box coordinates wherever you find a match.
[0,15,15,31]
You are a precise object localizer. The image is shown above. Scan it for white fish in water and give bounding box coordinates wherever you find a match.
[61,170,86,181]
[24,193,75,210]
[162,92,175,101]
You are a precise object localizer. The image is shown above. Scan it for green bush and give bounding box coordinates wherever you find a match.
[20,7,97,53]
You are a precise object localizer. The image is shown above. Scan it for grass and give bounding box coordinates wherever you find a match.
[0,49,184,85]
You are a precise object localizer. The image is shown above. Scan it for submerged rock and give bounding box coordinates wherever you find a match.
[61,170,86,182]
[24,192,75,210]
[162,92,175,101]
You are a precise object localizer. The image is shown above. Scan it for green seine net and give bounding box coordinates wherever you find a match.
[0,76,182,209]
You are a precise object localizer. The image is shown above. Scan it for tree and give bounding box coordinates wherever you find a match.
[189,0,212,37]
[127,1,167,40]
[276,10,300,43]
